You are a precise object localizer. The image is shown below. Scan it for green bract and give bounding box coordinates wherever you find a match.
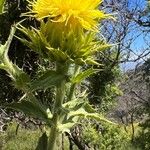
[17,20,110,66]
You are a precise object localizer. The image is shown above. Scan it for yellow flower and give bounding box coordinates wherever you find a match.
[29,0,111,31]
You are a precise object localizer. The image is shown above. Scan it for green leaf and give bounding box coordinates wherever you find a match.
[5,100,49,121]
[62,101,115,132]
[62,99,84,109]
[58,122,75,133]
[97,43,116,51]
[36,132,48,150]
[83,102,95,113]
[74,58,86,65]
[71,68,99,83]
[13,71,31,90]
[0,64,7,70]
[0,27,16,59]
[31,70,65,90]
[85,58,101,66]
[17,25,49,58]
[67,108,115,124]
[0,0,5,14]
[62,99,95,117]
[46,47,69,62]
[0,45,5,60]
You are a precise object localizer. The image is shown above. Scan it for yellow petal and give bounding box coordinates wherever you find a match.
[29,0,112,31]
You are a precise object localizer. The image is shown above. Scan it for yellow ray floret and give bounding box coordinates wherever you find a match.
[29,0,111,31]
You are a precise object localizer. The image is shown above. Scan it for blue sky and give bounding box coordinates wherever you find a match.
[121,0,150,71]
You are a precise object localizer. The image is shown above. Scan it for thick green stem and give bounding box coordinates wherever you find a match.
[68,83,76,101]
[47,63,68,150]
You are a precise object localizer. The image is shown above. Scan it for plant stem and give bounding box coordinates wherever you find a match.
[68,83,76,101]
[47,63,68,150]
[67,65,80,101]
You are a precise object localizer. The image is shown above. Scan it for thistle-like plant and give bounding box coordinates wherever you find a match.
[0,0,114,149]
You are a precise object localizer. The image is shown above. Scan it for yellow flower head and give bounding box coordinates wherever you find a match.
[29,0,111,31]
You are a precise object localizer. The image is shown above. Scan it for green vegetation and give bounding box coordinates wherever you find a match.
[0,122,41,150]
[0,122,143,150]
[83,123,130,149]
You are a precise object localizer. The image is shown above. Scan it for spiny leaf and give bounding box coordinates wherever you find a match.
[85,58,101,65]
[71,68,99,83]
[63,99,84,109]
[0,45,5,60]
[83,102,95,113]
[63,100,95,113]
[17,25,49,58]
[67,108,115,124]
[97,43,115,51]
[31,70,65,90]
[0,26,16,58]
[46,47,69,62]
[5,100,49,121]
[0,0,5,14]
[74,58,86,65]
